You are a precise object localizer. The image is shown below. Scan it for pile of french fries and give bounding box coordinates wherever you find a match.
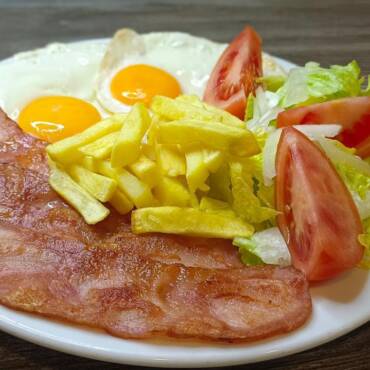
[47,94,276,239]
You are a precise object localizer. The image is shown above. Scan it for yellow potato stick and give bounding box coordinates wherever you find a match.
[79,131,119,159]
[69,164,117,202]
[152,95,244,128]
[158,119,260,157]
[175,95,245,128]
[48,160,110,224]
[203,149,224,173]
[199,196,231,211]
[199,196,235,217]
[96,160,157,208]
[132,207,254,239]
[153,177,191,207]
[156,144,186,177]
[152,95,216,122]
[185,149,209,192]
[129,154,159,188]
[46,114,126,163]
[96,159,118,179]
[116,168,157,208]
[111,103,151,167]
[79,155,97,172]
[109,190,134,215]
[141,143,156,161]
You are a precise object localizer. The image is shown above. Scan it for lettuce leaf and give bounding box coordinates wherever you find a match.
[277,61,363,108]
[359,218,370,269]
[233,227,291,266]
[328,144,370,220]
[257,75,286,92]
[230,160,277,225]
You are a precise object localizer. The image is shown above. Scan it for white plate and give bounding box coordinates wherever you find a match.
[0,41,369,368]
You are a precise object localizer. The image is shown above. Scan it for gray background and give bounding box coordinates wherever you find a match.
[0,0,369,369]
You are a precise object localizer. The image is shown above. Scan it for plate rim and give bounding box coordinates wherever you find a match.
[0,37,369,368]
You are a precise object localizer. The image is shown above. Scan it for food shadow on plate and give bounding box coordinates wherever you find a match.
[310,268,368,303]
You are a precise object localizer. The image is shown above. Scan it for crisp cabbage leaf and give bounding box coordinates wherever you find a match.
[323,140,370,220]
[233,227,291,266]
[359,218,370,269]
[277,61,363,108]
[257,75,286,92]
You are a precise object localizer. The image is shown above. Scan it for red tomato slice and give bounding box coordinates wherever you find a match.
[277,96,370,158]
[203,26,262,119]
[356,136,370,158]
[275,127,364,281]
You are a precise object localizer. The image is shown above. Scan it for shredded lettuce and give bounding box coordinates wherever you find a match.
[257,75,286,92]
[362,77,370,96]
[318,139,370,220]
[359,218,370,269]
[245,93,254,121]
[277,61,363,108]
[233,227,291,266]
[230,160,277,225]
[246,88,282,133]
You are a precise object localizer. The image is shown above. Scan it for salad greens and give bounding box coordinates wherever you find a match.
[277,61,364,108]
[359,218,370,269]
[233,227,291,266]
[236,59,370,270]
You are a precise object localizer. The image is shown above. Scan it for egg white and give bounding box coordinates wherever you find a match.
[0,30,286,120]
[95,29,227,113]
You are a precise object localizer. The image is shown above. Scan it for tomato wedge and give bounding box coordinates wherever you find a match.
[277,96,370,158]
[275,127,364,281]
[203,26,262,119]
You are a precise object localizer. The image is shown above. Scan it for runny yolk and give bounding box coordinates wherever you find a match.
[110,64,182,106]
[18,96,101,143]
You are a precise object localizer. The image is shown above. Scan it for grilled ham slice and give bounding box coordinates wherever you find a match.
[0,109,311,341]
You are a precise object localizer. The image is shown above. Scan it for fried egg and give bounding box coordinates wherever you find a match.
[0,41,108,142]
[95,29,226,113]
[0,29,285,142]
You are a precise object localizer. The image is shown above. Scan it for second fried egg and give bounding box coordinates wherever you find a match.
[95,29,226,113]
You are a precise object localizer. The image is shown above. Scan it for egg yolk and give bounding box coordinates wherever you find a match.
[18,96,101,143]
[110,64,182,106]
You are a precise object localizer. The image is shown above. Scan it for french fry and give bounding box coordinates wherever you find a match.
[152,95,244,128]
[199,196,235,217]
[79,131,119,159]
[96,160,157,208]
[69,164,117,202]
[203,149,224,173]
[48,159,110,224]
[46,114,126,163]
[111,103,151,168]
[116,168,158,208]
[175,94,245,128]
[153,177,191,207]
[132,207,254,239]
[128,154,159,188]
[109,190,134,215]
[185,148,209,192]
[156,144,186,177]
[158,119,260,157]
[96,159,118,179]
[80,156,97,172]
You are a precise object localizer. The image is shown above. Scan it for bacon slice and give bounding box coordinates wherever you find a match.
[0,110,311,341]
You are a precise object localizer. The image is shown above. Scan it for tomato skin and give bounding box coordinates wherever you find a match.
[275,127,364,281]
[356,136,370,158]
[203,26,262,119]
[277,96,370,158]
